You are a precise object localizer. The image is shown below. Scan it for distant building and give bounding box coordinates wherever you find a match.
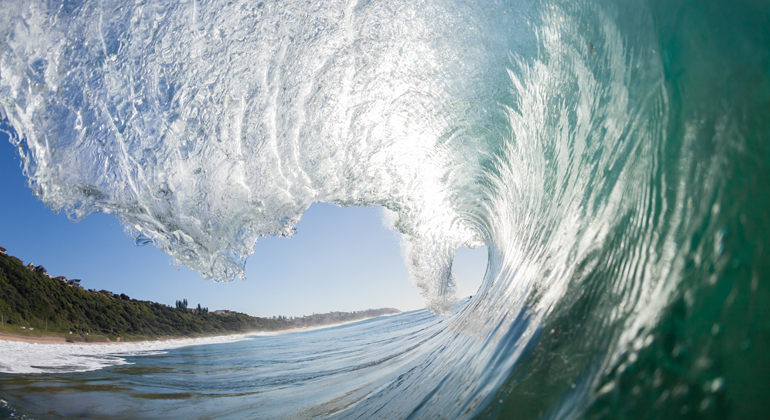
[0,246,6,255]
[68,279,82,287]
[212,310,236,315]
[54,276,67,283]
[97,290,114,297]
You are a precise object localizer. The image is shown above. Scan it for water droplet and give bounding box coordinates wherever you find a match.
[710,377,724,393]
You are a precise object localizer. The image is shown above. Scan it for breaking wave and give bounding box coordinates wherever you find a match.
[1,0,767,417]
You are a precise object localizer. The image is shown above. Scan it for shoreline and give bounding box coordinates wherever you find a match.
[0,315,390,346]
[0,332,174,346]
[0,315,400,374]
[0,331,243,346]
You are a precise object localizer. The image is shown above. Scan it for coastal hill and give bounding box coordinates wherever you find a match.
[0,250,400,342]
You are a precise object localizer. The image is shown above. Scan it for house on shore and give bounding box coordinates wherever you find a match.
[22,263,53,278]
[212,310,236,315]
[0,246,6,255]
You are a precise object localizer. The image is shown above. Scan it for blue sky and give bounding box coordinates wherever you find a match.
[0,133,487,317]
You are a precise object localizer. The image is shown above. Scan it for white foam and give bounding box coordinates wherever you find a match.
[0,335,251,374]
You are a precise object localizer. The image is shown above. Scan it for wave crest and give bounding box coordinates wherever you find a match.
[0,0,524,311]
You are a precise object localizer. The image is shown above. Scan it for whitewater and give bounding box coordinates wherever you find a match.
[0,334,253,375]
[1,0,768,418]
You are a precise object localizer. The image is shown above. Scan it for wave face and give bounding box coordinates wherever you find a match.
[1,0,767,418]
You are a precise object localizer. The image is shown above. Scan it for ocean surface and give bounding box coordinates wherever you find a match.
[1,0,768,418]
[0,312,459,419]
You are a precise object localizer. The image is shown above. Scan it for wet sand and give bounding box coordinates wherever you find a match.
[0,332,118,345]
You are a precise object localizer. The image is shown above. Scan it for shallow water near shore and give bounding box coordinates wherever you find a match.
[0,310,447,419]
[0,333,254,375]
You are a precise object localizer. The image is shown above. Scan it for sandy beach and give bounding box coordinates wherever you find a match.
[0,312,392,349]
[0,332,122,345]
[0,321,361,346]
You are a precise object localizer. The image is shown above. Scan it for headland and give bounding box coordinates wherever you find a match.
[0,249,400,345]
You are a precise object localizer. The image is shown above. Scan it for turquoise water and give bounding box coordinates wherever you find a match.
[1,0,768,418]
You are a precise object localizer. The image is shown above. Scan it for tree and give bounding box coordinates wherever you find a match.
[176,299,188,310]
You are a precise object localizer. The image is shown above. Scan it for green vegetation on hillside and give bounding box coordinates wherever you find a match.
[0,253,399,341]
